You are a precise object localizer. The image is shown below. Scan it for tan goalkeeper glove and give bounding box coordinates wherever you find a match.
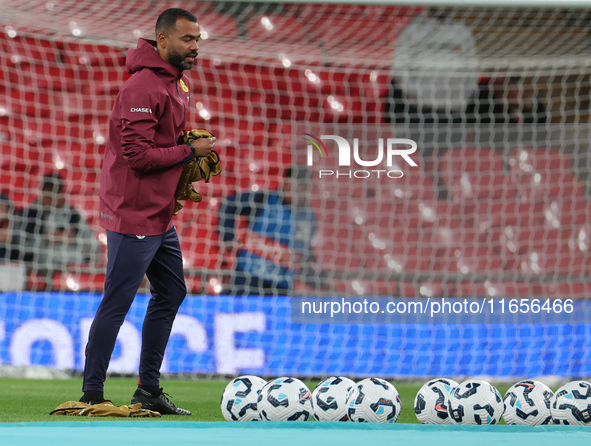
[185,129,215,145]
[50,401,161,417]
[174,129,222,216]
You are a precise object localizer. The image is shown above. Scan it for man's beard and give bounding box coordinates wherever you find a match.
[167,48,197,71]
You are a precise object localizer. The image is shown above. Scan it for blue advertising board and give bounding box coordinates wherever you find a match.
[0,293,590,378]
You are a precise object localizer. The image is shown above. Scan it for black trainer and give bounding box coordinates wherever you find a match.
[79,393,110,406]
[131,387,191,415]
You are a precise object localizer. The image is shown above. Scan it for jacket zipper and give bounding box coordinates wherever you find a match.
[176,80,186,118]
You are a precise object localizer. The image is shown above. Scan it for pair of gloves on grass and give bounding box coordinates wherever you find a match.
[50,400,161,417]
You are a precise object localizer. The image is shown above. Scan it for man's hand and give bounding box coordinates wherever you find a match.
[183,129,216,159]
[192,136,216,157]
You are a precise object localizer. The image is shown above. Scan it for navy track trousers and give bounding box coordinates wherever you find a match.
[83,226,186,392]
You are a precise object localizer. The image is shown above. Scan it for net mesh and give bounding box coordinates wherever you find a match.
[1,1,591,299]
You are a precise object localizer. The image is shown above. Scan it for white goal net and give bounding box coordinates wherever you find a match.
[2,1,591,298]
[2,0,591,378]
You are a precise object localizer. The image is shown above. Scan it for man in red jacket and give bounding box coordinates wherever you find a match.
[80,8,215,415]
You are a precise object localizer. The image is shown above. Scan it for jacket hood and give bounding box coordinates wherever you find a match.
[126,38,182,80]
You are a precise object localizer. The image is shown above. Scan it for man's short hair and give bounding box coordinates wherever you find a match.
[41,172,65,194]
[0,193,11,209]
[284,166,312,181]
[155,8,197,39]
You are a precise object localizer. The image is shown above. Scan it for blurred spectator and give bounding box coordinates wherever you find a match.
[386,8,479,199]
[0,193,20,262]
[465,75,548,124]
[386,7,479,124]
[218,166,323,295]
[15,173,102,281]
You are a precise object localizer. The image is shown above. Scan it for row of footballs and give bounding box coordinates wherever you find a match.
[221,375,591,425]
[415,377,591,426]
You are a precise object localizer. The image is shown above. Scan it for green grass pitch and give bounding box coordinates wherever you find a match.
[0,377,513,423]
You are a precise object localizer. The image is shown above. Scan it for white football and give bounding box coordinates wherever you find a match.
[257,377,313,421]
[448,379,504,425]
[414,378,459,424]
[221,375,268,421]
[503,380,553,426]
[347,377,401,423]
[551,380,591,425]
[312,376,356,421]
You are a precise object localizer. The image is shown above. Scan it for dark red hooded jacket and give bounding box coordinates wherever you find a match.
[99,38,193,235]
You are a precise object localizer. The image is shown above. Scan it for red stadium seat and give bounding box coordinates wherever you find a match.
[444,170,517,204]
[361,279,399,297]
[176,201,222,270]
[454,281,544,298]
[490,225,533,256]
[346,201,397,228]
[509,147,573,172]
[493,227,574,272]
[52,272,106,292]
[9,65,89,93]
[193,90,247,118]
[204,40,325,66]
[306,167,385,200]
[201,63,276,93]
[273,68,308,95]
[324,278,399,297]
[453,281,491,298]
[0,90,63,119]
[373,170,437,203]
[57,41,126,67]
[304,16,402,46]
[184,274,205,295]
[62,170,101,197]
[313,202,368,271]
[0,145,45,207]
[246,14,307,43]
[540,198,591,230]
[443,146,505,172]
[313,224,366,271]
[319,95,369,124]
[197,12,240,40]
[518,250,584,277]
[396,199,466,230]
[400,280,455,298]
[319,41,395,69]
[245,91,321,121]
[567,224,591,263]
[0,142,52,167]
[513,168,584,203]
[58,92,115,114]
[245,146,291,175]
[508,148,583,202]
[540,281,591,298]
[420,224,479,255]
[359,70,391,105]
[50,143,104,170]
[359,224,426,272]
[434,246,503,275]
[473,199,545,235]
[264,134,294,172]
[441,147,516,204]
[1,33,59,63]
[348,201,473,270]
[300,69,361,97]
